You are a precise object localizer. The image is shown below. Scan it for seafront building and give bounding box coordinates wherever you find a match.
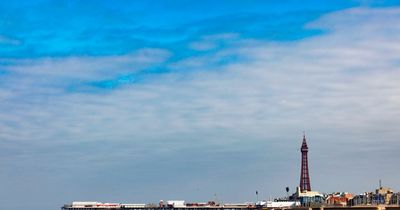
[325,192,354,206]
[349,186,400,206]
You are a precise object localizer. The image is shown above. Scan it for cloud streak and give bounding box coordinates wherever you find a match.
[1,5,400,210]
[0,35,21,45]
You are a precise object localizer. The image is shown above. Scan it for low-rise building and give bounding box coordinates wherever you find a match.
[325,192,354,206]
[349,187,395,206]
[389,192,400,205]
[293,187,325,207]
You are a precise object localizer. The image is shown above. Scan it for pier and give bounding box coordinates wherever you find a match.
[62,206,259,210]
[62,205,400,210]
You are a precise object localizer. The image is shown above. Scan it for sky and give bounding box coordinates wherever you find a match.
[1,1,400,210]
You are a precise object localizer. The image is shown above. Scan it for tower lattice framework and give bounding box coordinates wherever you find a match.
[300,134,311,192]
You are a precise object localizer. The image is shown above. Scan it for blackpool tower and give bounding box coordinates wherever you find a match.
[299,133,311,192]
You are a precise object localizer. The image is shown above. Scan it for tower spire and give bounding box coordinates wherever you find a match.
[300,133,311,192]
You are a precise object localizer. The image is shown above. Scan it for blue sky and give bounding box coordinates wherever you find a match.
[1,1,400,210]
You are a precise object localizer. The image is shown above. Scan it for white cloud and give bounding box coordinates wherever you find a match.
[4,48,170,79]
[188,33,239,51]
[1,7,400,202]
[1,7,399,146]
[1,8,399,145]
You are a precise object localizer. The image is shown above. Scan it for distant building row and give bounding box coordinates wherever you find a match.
[272,186,400,207]
[349,187,400,206]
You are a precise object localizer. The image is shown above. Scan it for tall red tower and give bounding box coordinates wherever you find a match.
[299,133,311,192]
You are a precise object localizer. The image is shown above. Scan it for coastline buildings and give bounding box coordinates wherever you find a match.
[61,134,399,210]
[349,186,400,206]
[325,192,354,206]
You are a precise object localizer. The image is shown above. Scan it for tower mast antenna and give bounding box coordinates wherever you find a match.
[299,133,311,192]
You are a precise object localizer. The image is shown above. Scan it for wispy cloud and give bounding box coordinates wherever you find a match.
[188,33,239,51]
[2,5,399,164]
[1,4,400,210]
[0,35,21,45]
